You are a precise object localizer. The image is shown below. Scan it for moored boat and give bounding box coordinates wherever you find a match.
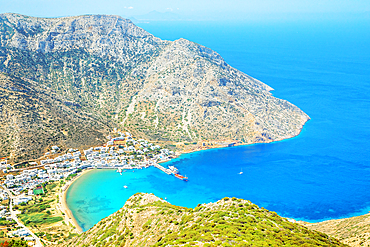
[174,173,188,181]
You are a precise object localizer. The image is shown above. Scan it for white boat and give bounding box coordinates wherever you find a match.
[168,165,179,174]
[123,185,128,189]
[239,168,243,175]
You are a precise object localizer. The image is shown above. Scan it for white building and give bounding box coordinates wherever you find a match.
[14,196,33,205]
[11,228,30,237]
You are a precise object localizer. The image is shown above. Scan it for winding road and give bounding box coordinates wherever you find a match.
[2,186,43,247]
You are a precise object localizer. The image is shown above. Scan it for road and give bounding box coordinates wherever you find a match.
[2,186,44,247]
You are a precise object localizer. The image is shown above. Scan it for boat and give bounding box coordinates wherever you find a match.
[123,185,128,189]
[239,168,243,175]
[168,165,179,174]
[174,173,188,181]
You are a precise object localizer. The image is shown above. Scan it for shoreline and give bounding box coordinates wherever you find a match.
[59,125,309,234]
[172,120,309,157]
[59,169,95,233]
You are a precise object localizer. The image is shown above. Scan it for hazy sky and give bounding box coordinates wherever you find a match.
[1,0,370,21]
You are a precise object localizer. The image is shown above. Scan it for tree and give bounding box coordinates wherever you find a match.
[0,240,28,247]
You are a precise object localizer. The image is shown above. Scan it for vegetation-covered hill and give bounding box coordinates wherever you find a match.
[57,193,347,247]
[0,13,309,162]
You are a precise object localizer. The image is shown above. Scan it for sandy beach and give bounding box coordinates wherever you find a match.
[55,141,272,233]
[59,168,95,233]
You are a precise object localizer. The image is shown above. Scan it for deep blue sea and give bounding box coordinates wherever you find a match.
[66,20,370,231]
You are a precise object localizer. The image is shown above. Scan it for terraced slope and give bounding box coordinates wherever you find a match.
[57,193,347,247]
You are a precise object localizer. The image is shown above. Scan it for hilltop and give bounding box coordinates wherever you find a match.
[57,193,346,247]
[0,13,309,163]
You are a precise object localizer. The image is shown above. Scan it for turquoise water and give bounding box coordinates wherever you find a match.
[67,20,370,231]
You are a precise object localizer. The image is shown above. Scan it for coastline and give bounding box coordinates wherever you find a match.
[172,119,309,157]
[59,169,95,233]
[58,124,309,234]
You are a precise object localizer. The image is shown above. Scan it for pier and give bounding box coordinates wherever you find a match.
[152,163,172,175]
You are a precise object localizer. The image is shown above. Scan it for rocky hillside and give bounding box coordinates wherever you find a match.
[0,13,309,162]
[302,213,370,247]
[0,73,109,162]
[57,193,346,247]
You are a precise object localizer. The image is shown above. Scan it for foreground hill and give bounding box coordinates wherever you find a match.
[0,13,309,162]
[57,193,346,247]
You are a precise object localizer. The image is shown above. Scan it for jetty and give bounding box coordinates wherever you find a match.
[152,163,172,175]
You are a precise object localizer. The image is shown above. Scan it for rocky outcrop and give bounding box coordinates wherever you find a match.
[0,13,309,162]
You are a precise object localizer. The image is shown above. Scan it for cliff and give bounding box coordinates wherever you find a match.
[0,13,309,162]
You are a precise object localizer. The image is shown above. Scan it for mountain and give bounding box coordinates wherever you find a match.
[57,193,347,247]
[0,13,309,162]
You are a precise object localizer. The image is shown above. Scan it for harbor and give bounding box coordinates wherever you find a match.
[151,163,172,175]
[150,163,188,181]
[114,161,189,181]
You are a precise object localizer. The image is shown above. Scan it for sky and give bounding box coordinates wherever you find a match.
[1,0,370,21]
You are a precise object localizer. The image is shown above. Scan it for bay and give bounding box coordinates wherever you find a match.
[67,20,370,231]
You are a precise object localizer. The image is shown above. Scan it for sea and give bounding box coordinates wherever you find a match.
[66,19,370,231]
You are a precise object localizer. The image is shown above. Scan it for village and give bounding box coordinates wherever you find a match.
[0,131,176,245]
